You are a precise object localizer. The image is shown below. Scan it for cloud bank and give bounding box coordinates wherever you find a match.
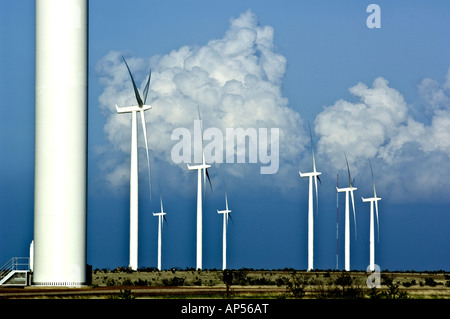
[315,69,450,202]
[95,9,450,203]
[96,10,305,193]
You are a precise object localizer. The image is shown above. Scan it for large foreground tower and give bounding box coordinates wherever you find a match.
[33,0,88,286]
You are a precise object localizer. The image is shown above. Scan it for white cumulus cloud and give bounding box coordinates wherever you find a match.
[314,69,450,202]
[94,8,450,203]
[95,10,306,193]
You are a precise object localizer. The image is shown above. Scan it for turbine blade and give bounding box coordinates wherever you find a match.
[308,123,317,172]
[225,192,229,212]
[351,190,357,240]
[314,175,319,217]
[203,166,206,193]
[160,196,163,213]
[197,105,202,121]
[308,122,320,215]
[122,56,143,106]
[143,68,152,104]
[200,124,206,164]
[197,106,206,157]
[344,153,352,187]
[196,106,212,193]
[370,160,377,198]
[139,109,152,201]
[163,215,168,225]
[205,168,213,192]
[228,213,234,224]
[336,174,339,210]
[197,106,207,194]
[375,200,379,242]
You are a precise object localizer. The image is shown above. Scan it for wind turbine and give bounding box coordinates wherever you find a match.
[336,154,357,271]
[115,56,152,270]
[217,192,232,270]
[362,161,381,272]
[153,196,167,271]
[187,108,212,270]
[299,124,321,271]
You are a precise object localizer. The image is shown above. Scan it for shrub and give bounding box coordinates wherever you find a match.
[383,282,408,299]
[118,289,135,299]
[367,287,382,299]
[335,272,353,291]
[232,269,248,285]
[193,278,202,286]
[424,277,438,287]
[106,289,135,299]
[122,278,133,286]
[134,278,149,286]
[162,276,185,286]
[286,274,309,298]
[249,276,275,285]
[381,274,393,286]
[276,277,287,286]
[106,278,116,286]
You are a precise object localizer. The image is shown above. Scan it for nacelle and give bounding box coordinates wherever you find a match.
[336,186,357,192]
[187,163,211,171]
[299,171,321,178]
[115,104,152,114]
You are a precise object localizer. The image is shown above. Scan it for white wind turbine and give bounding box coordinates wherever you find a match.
[153,196,167,271]
[336,154,357,271]
[115,56,152,271]
[362,161,381,272]
[187,108,213,270]
[299,124,321,271]
[217,192,232,270]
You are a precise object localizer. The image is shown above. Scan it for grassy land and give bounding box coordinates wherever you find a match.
[91,268,450,299]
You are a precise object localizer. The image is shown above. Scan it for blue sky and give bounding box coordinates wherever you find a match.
[1,0,450,271]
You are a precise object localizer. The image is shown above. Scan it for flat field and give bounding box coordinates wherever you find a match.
[1,269,449,299]
[91,268,450,299]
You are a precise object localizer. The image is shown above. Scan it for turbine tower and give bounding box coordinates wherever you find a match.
[187,108,212,270]
[336,154,357,271]
[153,196,167,271]
[299,124,321,271]
[217,192,232,270]
[362,161,381,272]
[116,56,152,271]
[33,0,88,286]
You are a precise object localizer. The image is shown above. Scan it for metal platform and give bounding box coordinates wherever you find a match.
[0,257,31,286]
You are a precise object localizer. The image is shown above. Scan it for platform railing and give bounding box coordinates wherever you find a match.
[0,257,30,281]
